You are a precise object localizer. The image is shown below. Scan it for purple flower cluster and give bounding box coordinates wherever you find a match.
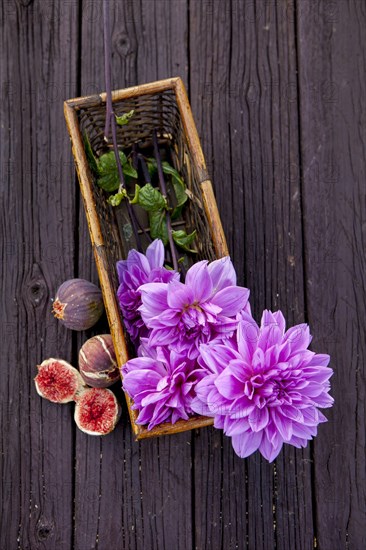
[116,240,178,344]
[116,240,333,460]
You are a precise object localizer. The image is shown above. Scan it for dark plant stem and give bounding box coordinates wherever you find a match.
[152,130,179,272]
[103,0,142,251]
[137,153,152,184]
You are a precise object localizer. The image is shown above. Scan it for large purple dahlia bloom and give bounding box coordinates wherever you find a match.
[192,310,334,461]
[122,344,204,430]
[138,257,250,359]
[116,239,179,344]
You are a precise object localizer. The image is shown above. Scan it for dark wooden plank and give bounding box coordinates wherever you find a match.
[297,1,366,548]
[190,0,314,548]
[0,1,79,549]
[73,2,192,549]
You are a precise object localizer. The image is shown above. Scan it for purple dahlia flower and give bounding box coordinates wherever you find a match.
[138,257,250,359]
[116,239,179,344]
[191,310,334,462]
[122,344,204,430]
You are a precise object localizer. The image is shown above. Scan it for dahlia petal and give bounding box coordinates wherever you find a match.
[231,430,263,458]
[259,431,283,462]
[146,239,165,270]
[258,325,282,352]
[272,310,286,333]
[248,407,270,432]
[229,397,255,418]
[167,279,195,309]
[141,390,168,406]
[224,416,250,436]
[211,286,249,317]
[302,366,333,383]
[212,317,239,335]
[310,392,334,408]
[271,410,293,441]
[185,261,213,302]
[116,260,128,282]
[214,415,226,429]
[285,324,312,353]
[287,435,308,449]
[127,249,150,276]
[215,370,244,400]
[307,353,331,367]
[292,422,317,439]
[237,316,260,363]
[206,387,232,415]
[148,399,172,429]
[280,405,304,423]
[208,256,237,291]
[139,282,168,322]
[301,381,326,397]
[261,310,281,330]
[192,396,215,416]
[148,327,177,347]
[122,368,162,396]
[198,343,238,375]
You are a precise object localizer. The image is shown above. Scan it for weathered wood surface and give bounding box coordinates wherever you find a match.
[0,1,365,549]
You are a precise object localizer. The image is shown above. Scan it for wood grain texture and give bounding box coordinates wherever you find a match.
[0,1,79,549]
[297,1,366,548]
[1,0,365,548]
[190,0,313,548]
[73,1,192,549]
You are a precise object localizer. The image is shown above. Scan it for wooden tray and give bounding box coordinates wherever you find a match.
[64,77,228,439]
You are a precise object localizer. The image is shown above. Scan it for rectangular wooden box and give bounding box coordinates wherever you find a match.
[64,77,228,439]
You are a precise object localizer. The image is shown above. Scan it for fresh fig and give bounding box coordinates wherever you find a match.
[52,278,104,331]
[74,388,121,435]
[34,358,86,403]
[79,334,120,388]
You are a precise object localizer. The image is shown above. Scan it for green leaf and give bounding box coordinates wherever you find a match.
[96,150,130,191]
[146,158,187,218]
[122,162,138,179]
[138,183,167,212]
[171,204,185,221]
[161,161,185,188]
[83,133,98,174]
[107,190,127,207]
[129,184,141,204]
[172,229,197,253]
[97,150,127,176]
[115,109,135,126]
[149,210,168,245]
[97,172,120,192]
[146,158,157,177]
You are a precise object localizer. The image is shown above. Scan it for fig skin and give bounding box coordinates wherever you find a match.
[35,358,86,403]
[74,388,121,435]
[52,278,104,331]
[79,334,120,388]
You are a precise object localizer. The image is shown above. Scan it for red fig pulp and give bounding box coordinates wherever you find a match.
[74,388,121,435]
[79,335,120,388]
[52,278,104,331]
[34,358,86,403]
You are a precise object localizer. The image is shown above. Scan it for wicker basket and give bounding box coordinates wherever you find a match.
[64,77,228,439]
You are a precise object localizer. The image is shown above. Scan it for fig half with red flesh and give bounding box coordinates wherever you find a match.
[74,388,121,435]
[35,358,86,403]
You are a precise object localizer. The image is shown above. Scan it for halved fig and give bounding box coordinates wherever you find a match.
[74,388,121,436]
[34,358,86,403]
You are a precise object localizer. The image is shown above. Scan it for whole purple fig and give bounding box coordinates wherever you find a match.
[52,278,104,331]
[79,335,120,388]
